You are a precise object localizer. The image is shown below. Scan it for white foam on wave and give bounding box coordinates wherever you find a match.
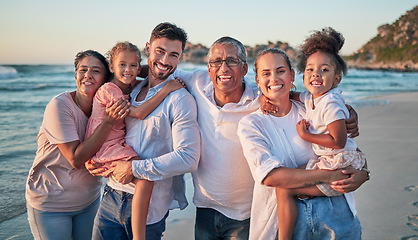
[0,66,19,79]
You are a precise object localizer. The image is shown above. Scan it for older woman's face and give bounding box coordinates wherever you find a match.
[256,53,294,102]
[75,56,107,97]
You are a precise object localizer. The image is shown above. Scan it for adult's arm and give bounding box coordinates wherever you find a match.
[346,104,359,138]
[237,115,347,190]
[59,99,129,169]
[330,152,369,193]
[262,166,347,189]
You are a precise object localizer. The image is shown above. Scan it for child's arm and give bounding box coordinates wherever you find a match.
[296,119,347,149]
[129,78,185,120]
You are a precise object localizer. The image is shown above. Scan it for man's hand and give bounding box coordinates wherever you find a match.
[85,159,111,177]
[110,160,134,184]
[346,105,359,138]
[259,94,278,115]
[330,166,368,193]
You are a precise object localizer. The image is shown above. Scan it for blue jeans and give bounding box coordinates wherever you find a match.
[27,196,100,240]
[92,185,168,240]
[195,207,250,240]
[292,195,362,240]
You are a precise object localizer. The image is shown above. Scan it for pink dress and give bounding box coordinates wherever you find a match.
[85,82,137,174]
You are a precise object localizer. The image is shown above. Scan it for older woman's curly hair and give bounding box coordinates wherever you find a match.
[296,27,347,76]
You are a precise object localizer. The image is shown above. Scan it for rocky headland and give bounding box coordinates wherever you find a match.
[346,5,418,72]
[179,5,417,72]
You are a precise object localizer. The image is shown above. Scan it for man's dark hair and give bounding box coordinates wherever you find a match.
[150,22,188,51]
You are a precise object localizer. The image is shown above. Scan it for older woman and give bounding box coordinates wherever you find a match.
[25,50,129,240]
[237,48,367,239]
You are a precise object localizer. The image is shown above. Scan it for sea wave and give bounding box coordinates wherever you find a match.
[0,66,19,79]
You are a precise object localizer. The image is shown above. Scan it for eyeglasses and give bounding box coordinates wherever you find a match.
[208,58,244,68]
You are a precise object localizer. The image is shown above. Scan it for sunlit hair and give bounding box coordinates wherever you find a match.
[74,50,111,82]
[254,48,292,75]
[106,41,142,67]
[296,27,347,76]
[208,36,247,62]
[150,22,188,51]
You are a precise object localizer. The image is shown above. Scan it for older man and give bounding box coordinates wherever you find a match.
[182,37,259,239]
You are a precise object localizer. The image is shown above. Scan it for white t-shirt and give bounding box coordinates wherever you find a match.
[300,88,357,156]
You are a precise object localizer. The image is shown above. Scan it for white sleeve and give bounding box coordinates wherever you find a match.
[237,115,283,185]
[172,68,194,89]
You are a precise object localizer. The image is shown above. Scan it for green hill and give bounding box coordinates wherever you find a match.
[346,6,418,72]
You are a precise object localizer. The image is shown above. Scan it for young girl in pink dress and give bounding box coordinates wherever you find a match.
[85,41,184,240]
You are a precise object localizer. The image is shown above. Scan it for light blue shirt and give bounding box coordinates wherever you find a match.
[107,76,200,225]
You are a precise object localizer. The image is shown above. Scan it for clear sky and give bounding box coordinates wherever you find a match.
[0,0,416,64]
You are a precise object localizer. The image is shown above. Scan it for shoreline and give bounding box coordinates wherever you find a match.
[2,91,417,240]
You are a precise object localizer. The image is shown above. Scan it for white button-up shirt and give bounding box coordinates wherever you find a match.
[174,69,260,221]
[107,76,200,225]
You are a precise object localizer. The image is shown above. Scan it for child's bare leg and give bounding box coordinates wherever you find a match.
[276,186,324,240]
[130,157,154,240]
[276,188,298,240]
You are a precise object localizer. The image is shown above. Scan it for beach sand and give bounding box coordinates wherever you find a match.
[1,92,417,240]
[353,91,418,240]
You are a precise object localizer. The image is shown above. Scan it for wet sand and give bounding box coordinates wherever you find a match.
[353,92,418,240]
[1,92,417,240]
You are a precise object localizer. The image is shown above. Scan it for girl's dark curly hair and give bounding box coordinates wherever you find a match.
[296,27,347,76]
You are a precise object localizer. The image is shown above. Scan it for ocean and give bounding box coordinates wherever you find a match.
[0,63,418,235]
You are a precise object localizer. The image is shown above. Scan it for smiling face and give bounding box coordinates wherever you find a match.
[207,44,248,98]
[146,37,182,83]
[256,52,295,103]
[110,50,140,86]
[303,51,341,99]
[75,56,107,97]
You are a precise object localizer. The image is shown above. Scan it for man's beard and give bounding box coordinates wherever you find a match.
[149,60,176,81]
